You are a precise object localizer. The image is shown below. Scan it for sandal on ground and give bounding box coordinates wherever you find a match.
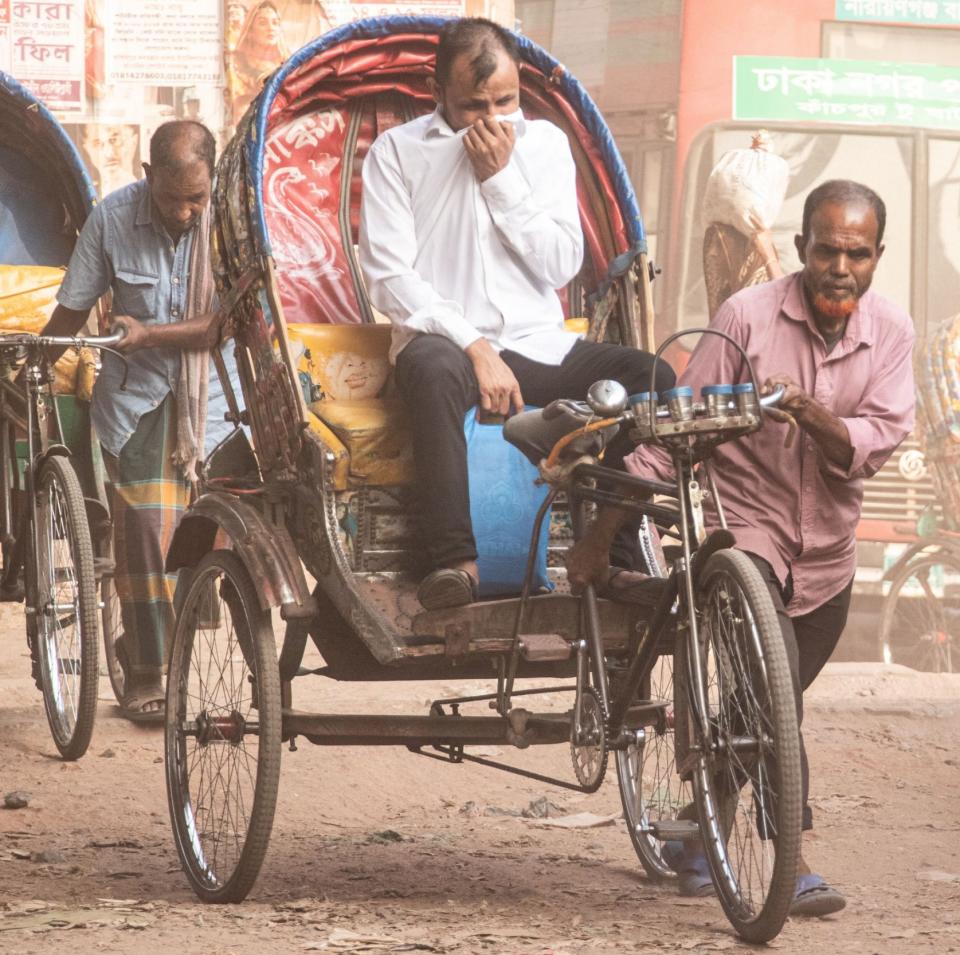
[120,682,165,725]
[662,841,716,898]
[791,873,846,917]
[417,567,478,611]
[597,567,665,606]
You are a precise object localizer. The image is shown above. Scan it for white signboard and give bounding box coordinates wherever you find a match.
[105,0,223,86]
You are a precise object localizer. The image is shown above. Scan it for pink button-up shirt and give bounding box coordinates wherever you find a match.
[627,272,915,616]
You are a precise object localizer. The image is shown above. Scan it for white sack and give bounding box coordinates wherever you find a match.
[702,131,789,234]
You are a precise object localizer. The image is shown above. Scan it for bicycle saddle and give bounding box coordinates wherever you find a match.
[503,399,618,466]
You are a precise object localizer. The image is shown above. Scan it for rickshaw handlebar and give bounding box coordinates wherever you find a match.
[0,327,127,350]
[759,385,785,409]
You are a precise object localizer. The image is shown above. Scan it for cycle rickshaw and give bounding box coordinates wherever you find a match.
[878,316,960,673]
[0,72,124,758]
[164,18,801,942]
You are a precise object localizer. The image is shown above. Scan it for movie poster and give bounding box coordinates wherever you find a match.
[223,0,464,126]
[225,0,333,126]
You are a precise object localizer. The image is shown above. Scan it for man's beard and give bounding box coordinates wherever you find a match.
[812,292,857,320]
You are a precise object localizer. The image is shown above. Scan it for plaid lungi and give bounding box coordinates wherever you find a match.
[102,394,189,679]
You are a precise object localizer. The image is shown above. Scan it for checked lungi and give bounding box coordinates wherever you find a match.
[102,394,190,679]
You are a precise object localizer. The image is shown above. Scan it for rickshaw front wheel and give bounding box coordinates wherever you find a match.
[165,549,282,903]
[35,455,99,761]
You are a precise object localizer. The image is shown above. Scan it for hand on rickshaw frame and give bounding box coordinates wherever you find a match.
[158,17,802,945]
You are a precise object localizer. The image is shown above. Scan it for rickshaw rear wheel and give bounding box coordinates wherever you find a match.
[165,549,281,903]
[676,548,801,943]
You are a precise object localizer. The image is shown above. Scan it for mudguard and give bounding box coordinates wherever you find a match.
[166,491,316,620]
[881,537,958,583]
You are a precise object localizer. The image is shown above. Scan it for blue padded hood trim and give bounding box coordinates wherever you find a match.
[0,70,97,213]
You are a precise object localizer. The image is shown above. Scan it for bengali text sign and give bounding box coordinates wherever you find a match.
[734,56,960,130]
[105,0,222,86]
[836,0,960,24]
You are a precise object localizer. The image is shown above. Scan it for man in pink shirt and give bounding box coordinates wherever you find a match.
[568,180,915,915]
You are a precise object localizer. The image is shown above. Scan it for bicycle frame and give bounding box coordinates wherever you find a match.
[0,331,125,604]
[0,360,63,614]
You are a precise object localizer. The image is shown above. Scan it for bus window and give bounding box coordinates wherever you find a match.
[677,124,914,333]
[928,138,960,331]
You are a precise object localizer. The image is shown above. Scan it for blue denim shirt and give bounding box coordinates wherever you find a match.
[57,179,239,458]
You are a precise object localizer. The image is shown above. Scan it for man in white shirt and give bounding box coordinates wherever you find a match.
[359,17,673,609]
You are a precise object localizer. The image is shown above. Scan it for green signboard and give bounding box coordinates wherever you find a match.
[734,56,960,130]
[836,0,960,25]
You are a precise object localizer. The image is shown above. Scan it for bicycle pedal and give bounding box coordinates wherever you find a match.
[648,819,701,842]
[519,633,571,662]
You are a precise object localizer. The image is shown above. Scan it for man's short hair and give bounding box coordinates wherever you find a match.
[435,17,521,87]
[149,120,216,178]
[801,179,886,245]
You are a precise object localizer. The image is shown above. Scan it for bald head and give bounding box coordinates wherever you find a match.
[145,121,215,239]
[149,120,216,179]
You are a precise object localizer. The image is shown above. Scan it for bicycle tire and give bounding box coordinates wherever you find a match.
[677,548,801,943]
[100,568,127,702]
[35,455,99,760]
[165,550,282,903]
[879,551,958,673]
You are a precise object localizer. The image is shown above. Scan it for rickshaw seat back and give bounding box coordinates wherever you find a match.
[289,322,412,489]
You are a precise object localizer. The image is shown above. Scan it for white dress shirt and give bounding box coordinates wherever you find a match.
[358,107,584,365]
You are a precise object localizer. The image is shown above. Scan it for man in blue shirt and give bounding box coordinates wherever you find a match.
[42,120,235,721]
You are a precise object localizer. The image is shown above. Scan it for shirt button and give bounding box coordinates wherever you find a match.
[171,307,179,316]
[172,276,180,285]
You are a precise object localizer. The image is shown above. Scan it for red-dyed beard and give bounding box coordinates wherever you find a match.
[812,292,857,321]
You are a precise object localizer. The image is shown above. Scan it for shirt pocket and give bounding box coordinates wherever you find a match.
[113,269,158,321]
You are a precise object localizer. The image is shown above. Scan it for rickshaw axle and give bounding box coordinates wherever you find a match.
[282,709,571,748]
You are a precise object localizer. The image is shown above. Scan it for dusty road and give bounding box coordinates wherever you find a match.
[2,600,959,954]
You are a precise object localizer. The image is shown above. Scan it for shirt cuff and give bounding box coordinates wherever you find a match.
[405,301,483,351]
[820,416,872,480]
[480,162,530,211]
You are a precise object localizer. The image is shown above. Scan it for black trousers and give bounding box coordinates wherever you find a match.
[748,554,853,832]
[394,335,675,570]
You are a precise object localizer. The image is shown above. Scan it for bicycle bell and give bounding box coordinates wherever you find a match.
[586,379,629,417]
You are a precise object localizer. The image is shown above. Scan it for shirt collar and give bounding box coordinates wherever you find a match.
[134,180,153,227]
[780,271,874,350]
[424,106,528,140]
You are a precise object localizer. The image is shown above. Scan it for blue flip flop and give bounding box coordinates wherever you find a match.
[662,841,715,897]
[791,873,846,917]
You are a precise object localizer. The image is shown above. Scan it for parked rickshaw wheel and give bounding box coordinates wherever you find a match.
[35,455,99,761]
[615,656,690,881]
[165,549,282,903]
[677,549,801,943]
[99,569,127,703]
[879,551,959,673]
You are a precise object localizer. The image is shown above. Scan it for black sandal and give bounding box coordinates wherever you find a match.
[417,567,478,610]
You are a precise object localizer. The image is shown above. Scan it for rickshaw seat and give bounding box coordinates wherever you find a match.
[291,319,591,492]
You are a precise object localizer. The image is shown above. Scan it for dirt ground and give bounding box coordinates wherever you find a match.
[2,601,959,955]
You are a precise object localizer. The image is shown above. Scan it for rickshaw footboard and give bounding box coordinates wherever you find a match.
[282,709,571,747]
